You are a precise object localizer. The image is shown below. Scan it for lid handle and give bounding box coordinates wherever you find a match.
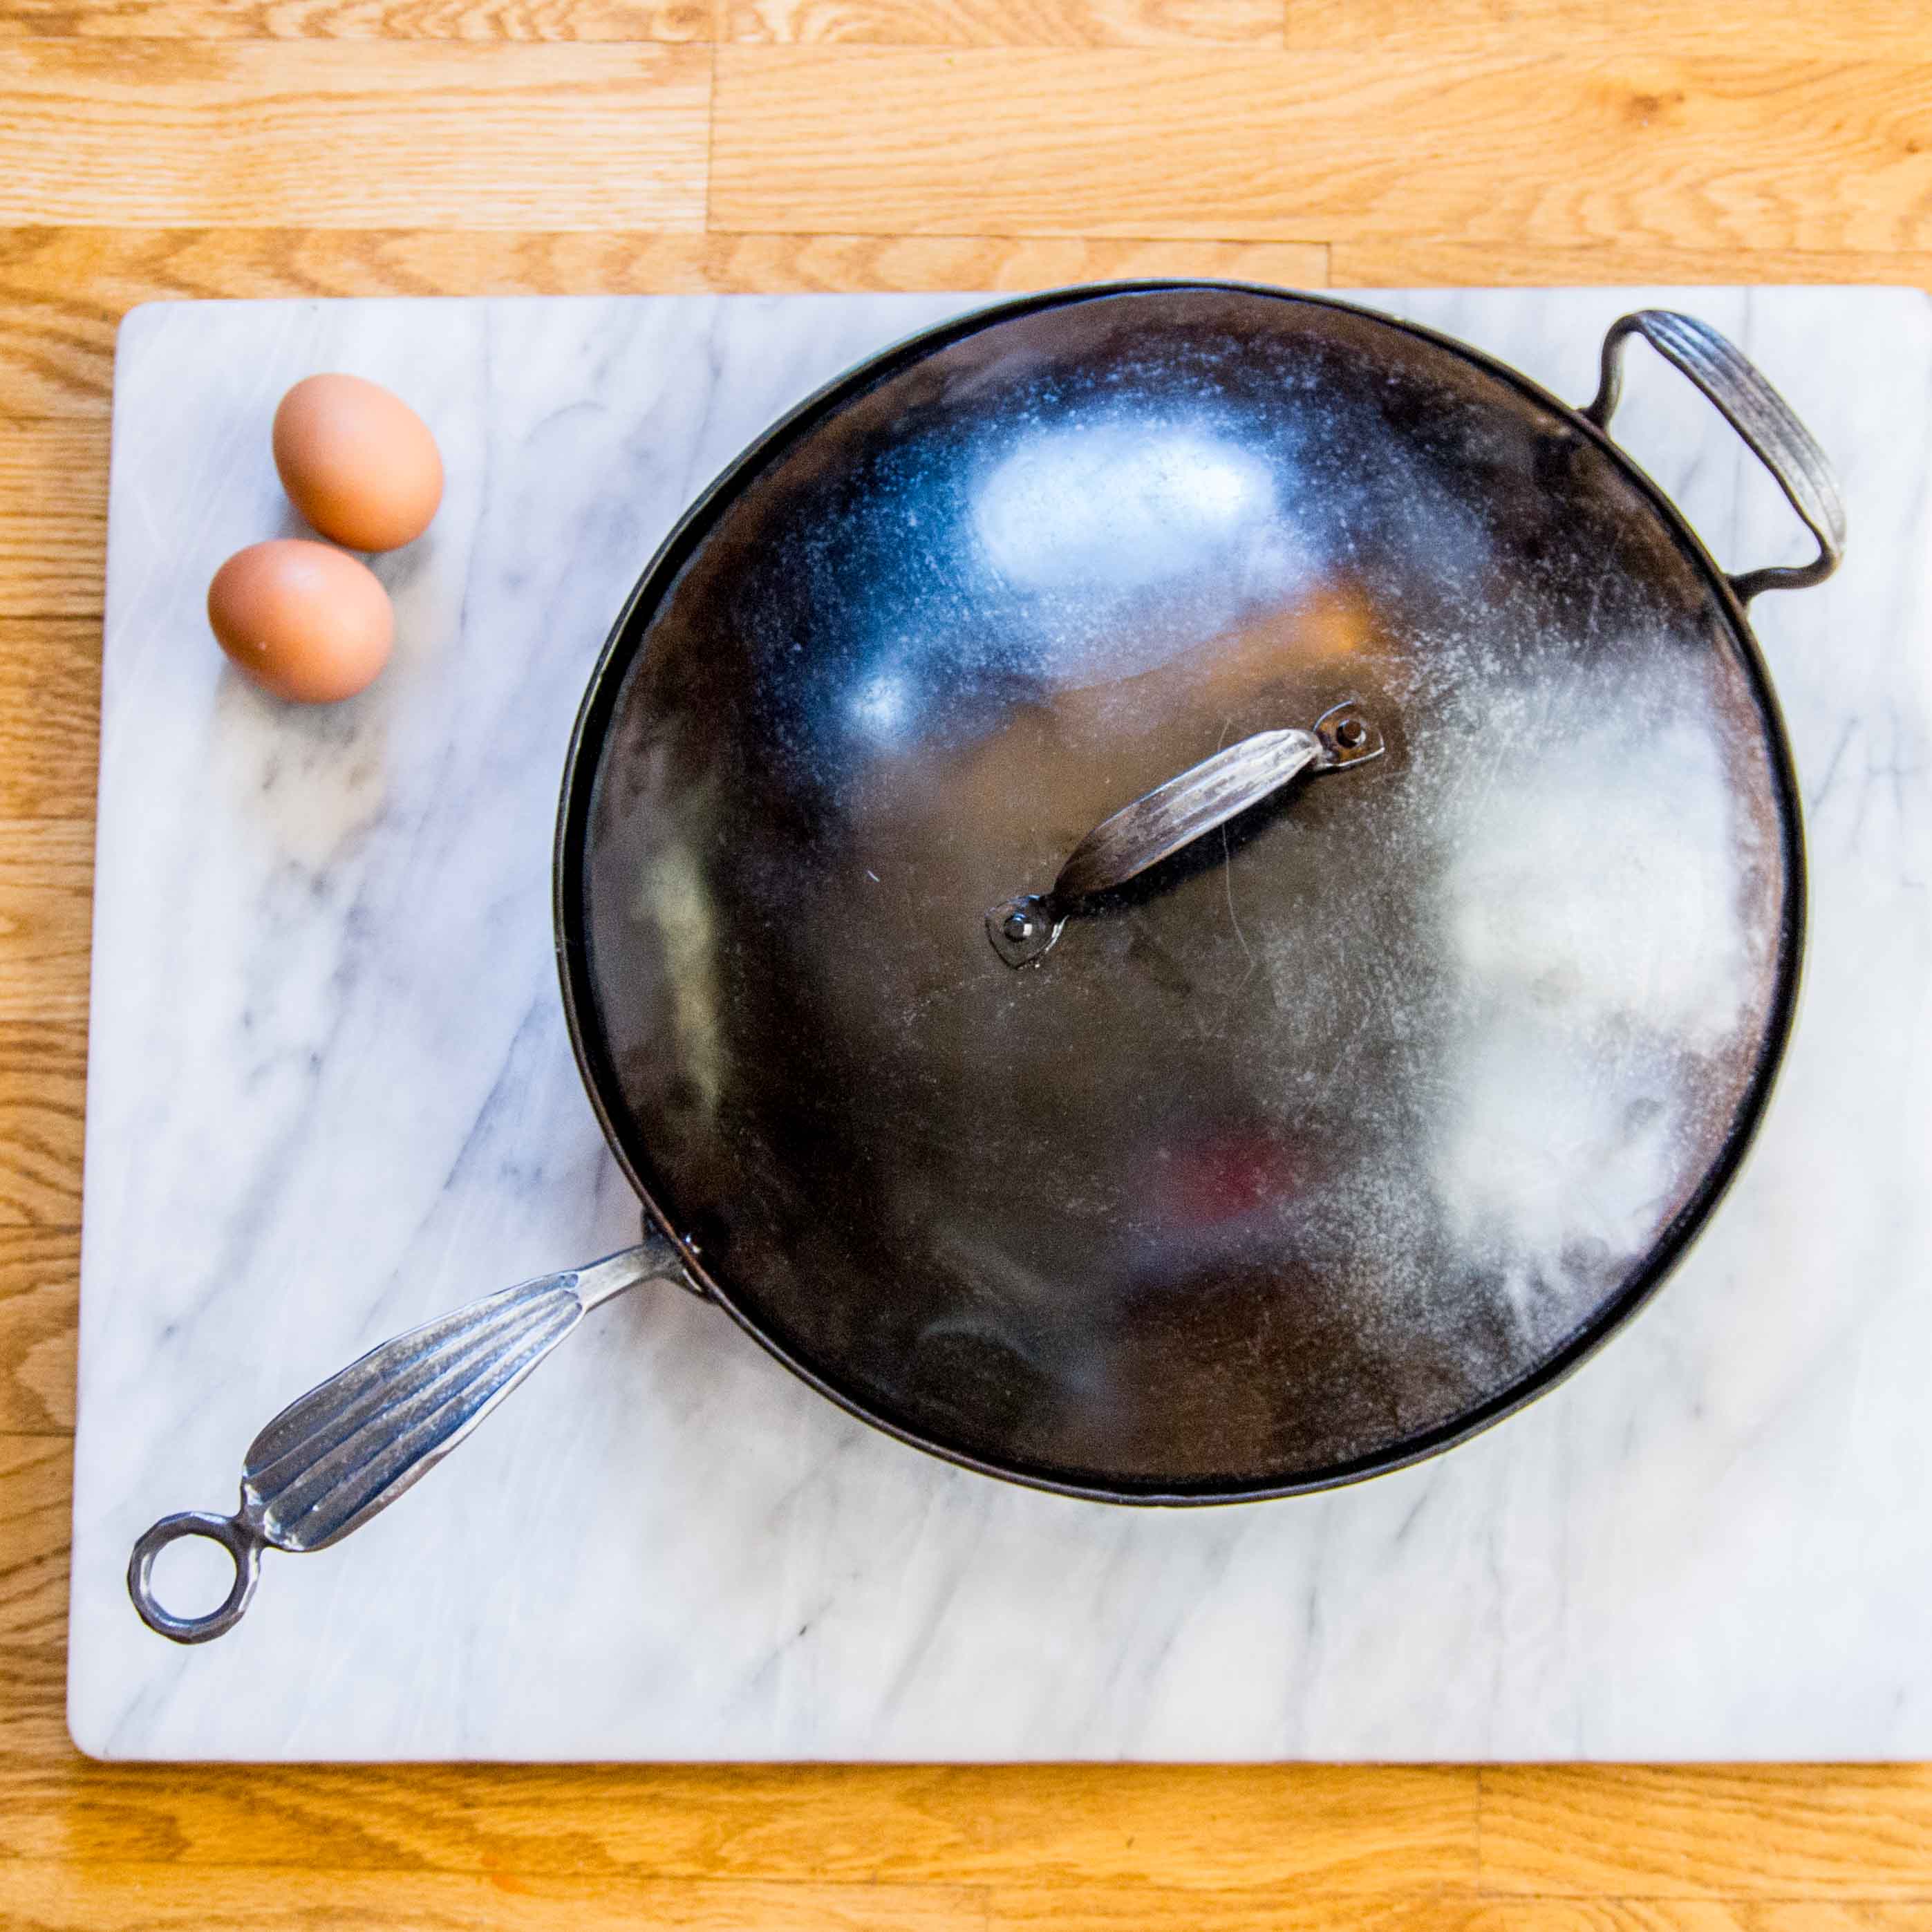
[126,1238,691,1644]
[986,699,1383,967]
[1582,310,1846,605]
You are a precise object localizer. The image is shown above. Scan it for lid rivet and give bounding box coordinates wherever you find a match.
[1004,910,1034,940]
[1335,718,1368,750]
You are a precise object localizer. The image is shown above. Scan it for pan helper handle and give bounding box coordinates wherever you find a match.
[986,698,1383,967]
[1583,310,1846,605]
[126,1232,698,1644]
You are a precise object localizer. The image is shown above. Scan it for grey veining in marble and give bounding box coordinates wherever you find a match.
[69,286,1932,1760]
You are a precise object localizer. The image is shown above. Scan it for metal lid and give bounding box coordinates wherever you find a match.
[563,285,1801,1498]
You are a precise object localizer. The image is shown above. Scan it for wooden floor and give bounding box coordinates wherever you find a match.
[4,0,1932,1924]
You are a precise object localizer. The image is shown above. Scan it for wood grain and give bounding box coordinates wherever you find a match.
[0,1585,1473,1897]
[0,1644,67,1758]
[0,622,99,812]
[0,227,1326,416]
[0,1864,991,1931]
[0,0,711,39]
[1331,241,1932,289]
[1481,1767,1932,1899]
[0,1770,1469,1891]
[1286,0,1932,54]
[0,424,108,617]
[0,1022,86,1226]
[992,1899,1932,1931]
[711,48,1932,250]
[0,1661,1476,1885]
[0,1226,77,1430]
[3,1861,1932,1932]
[0,820,92,1024]
[0,41,711,229]
[721,0,1279,47]
[47,1606,1489,1898]
[0,1433,69,1643]
[997,1901,1932,1932]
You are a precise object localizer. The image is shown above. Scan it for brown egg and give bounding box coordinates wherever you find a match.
[207,540,394,704]
[272,373,444,552]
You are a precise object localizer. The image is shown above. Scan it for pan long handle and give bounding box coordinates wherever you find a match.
[127,1235,693,1644]
[985,698,1383,967]
[1582,310,1846,605]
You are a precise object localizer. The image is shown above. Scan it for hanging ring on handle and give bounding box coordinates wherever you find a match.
[127,1508,265,1644]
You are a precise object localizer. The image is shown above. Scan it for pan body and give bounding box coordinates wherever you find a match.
[556,284,1803,1501]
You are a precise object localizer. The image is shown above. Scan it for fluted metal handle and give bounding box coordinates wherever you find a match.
[986,698,1382,967]
[127,1237,691,1643]
[1583,310,1846,604]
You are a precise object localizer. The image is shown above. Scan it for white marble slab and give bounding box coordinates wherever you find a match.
[68,286,1932,1761]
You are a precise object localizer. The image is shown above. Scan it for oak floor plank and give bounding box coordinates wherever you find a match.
[0,1863,991,1932]
[0,1640,1479,1890]
[720,0,1281,47]
[988,1896,1932,1930]
[987,1888,1465,1929]
[0,1698,1479,1889]
[0,1226,77,1431]
[1285,0,1932,53]
[1330,242,1932,290]
[0,1646,71,1759]
[0,41,711,230]
[0,819,92,1024]
[0,621,99,814]
[0,1021,86,1226]
[0,0,711,39]
[7,1872,1931,1932]
[1481,1766,1932,1899]
[0,422,108,617]
[710,48,1932,250]
[3,1858,1931,1932]
[0,1432,69,1643]
[0,227,1326,418]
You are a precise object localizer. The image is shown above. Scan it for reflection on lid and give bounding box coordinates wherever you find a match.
[970,418,1316,684]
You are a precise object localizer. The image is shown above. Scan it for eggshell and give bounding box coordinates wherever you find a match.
[207,540,394,704]
[272,373,444,552]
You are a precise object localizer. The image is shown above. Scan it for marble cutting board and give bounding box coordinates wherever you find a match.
[68,285,1932,1761]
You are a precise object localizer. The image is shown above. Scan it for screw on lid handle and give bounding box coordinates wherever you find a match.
[986,699,1384,968]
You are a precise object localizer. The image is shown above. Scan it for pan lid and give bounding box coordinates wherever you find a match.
[561,285,1810,1499]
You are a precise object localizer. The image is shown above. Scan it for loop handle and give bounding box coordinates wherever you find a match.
[1583,310,1846,604]
[986,699,1383,967]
